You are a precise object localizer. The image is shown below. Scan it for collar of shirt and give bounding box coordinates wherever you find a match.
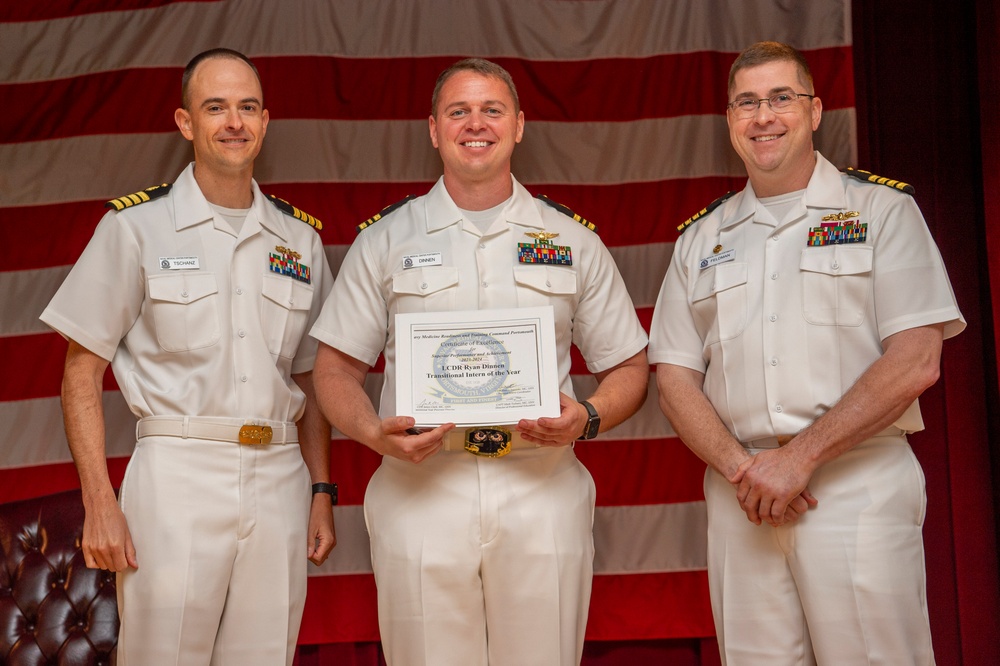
[423,175,546,234]
[169,162,290,241]
[720,152,850,231]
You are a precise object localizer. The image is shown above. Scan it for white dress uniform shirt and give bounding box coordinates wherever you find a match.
[310,175,647,666]
[649,153,965,441]
[41,162,332,423]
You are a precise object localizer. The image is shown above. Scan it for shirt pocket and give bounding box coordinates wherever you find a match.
[800,245,873,326]
[690,262,748,346]
[391,266,459,312]
[261,273,314,359]
[147,273,221,352]
[512,265,578,321]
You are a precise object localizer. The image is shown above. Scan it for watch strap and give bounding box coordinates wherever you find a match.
[578,400,601,440]
[312,482,338,505]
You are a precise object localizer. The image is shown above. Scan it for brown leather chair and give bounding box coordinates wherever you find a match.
[0,490,118,665]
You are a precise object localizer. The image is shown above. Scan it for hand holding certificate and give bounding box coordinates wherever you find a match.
[395,306,561,427]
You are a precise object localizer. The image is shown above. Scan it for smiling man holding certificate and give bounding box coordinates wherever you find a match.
[310,58,648,666]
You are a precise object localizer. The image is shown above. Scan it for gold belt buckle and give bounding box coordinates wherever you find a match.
[464,426,512,458]
[239,424,273,445]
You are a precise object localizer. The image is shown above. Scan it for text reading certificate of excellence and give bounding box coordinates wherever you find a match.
[395,306,560,427]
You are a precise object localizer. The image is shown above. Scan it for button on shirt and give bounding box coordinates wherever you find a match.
[648,153,965,442]
[40,163,333,423]
[310,176,647,418]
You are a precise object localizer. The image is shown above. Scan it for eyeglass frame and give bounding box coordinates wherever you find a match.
[727,92,816,117]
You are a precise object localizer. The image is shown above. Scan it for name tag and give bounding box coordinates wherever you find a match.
[698,248,735,269]
[403,252,442,269]
[159,256,200,270]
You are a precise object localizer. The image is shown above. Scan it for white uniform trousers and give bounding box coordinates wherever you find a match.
[364,445,596,666]
[704,434,935,665]
[116,435,311,665]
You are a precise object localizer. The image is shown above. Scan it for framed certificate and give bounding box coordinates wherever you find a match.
[395,306,561,426]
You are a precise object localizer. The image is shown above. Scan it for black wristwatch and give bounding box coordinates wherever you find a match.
[578,401,601,440]
[312,482,338,505]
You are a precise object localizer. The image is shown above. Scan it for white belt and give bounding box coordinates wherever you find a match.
[743,426,904,450]
[136,416,298,445]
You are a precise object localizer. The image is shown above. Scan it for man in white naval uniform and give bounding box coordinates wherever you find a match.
[40,49,336,665]
[310,58,649,666]
[649,42,964,664]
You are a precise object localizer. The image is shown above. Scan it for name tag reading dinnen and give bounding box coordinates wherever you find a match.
[403,252,443,269]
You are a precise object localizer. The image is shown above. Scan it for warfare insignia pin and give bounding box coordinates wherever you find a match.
[269,245,311,283]
[518,232,572,265]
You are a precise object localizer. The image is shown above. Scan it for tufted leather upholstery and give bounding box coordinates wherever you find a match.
[0,490,117,665]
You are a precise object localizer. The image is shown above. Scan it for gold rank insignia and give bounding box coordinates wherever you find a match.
[266,194,323,230]
[843,168,915,195]
[535,194,597,232]
[678,191,737,233]
[105,183,172,211]
[357,195,416,233]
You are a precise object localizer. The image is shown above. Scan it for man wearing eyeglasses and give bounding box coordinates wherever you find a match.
[648,41,964,664]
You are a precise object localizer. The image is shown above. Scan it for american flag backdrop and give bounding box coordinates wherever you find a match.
[0,0,856,645]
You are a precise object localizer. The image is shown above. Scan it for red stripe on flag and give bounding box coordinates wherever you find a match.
[0,457,129,504]
[0,0,219,23]
[1,178,732,273]
[1,48,854,143]
[577,438,706,506]
[588,571,714,640]
[300,574,381,644]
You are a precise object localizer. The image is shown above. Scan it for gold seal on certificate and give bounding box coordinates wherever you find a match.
[395,306,561,426]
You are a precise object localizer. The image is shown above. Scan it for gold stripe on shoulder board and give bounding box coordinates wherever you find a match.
[534,193,596,232]
[356,195,416,233]
[105,183,172,211]
[677,191,736,233]
[266,194,323,230]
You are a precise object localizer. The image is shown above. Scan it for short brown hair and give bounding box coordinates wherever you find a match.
[431,58,520,116]
[728,41,813,96]
[181,48,261,110]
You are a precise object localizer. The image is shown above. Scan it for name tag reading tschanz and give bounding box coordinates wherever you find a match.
[160,256,200,270]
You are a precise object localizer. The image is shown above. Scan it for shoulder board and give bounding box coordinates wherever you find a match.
[677,191,737,233]
[105,183,172,211]
[266,194,323,231]
[843,167,914,195]
[356,195,416,233]
[534,194,596,233]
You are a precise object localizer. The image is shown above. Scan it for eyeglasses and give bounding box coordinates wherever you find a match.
[727,93,815,118]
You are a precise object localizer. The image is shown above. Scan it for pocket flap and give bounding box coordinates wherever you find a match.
[148,273,218,304]
[392,266,459,296]
[691,262,748,303]
[512,266,577,294]
[800,245,873,276]
[261,273,313,311]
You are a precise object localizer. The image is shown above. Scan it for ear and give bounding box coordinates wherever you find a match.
[175,108,193,140]
[810,96,823,131]
[261,108,269,138]
[428,114,439,149]
[514,110,525,144]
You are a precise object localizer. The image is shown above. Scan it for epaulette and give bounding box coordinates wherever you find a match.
[677,191,736,233]
[356,195,415,233]
[105,183,172,211]
[534,194,596,232]
[843,168,914,195]
[266,194,323,231]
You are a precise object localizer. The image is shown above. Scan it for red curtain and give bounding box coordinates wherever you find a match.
[853,1,1000,664]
